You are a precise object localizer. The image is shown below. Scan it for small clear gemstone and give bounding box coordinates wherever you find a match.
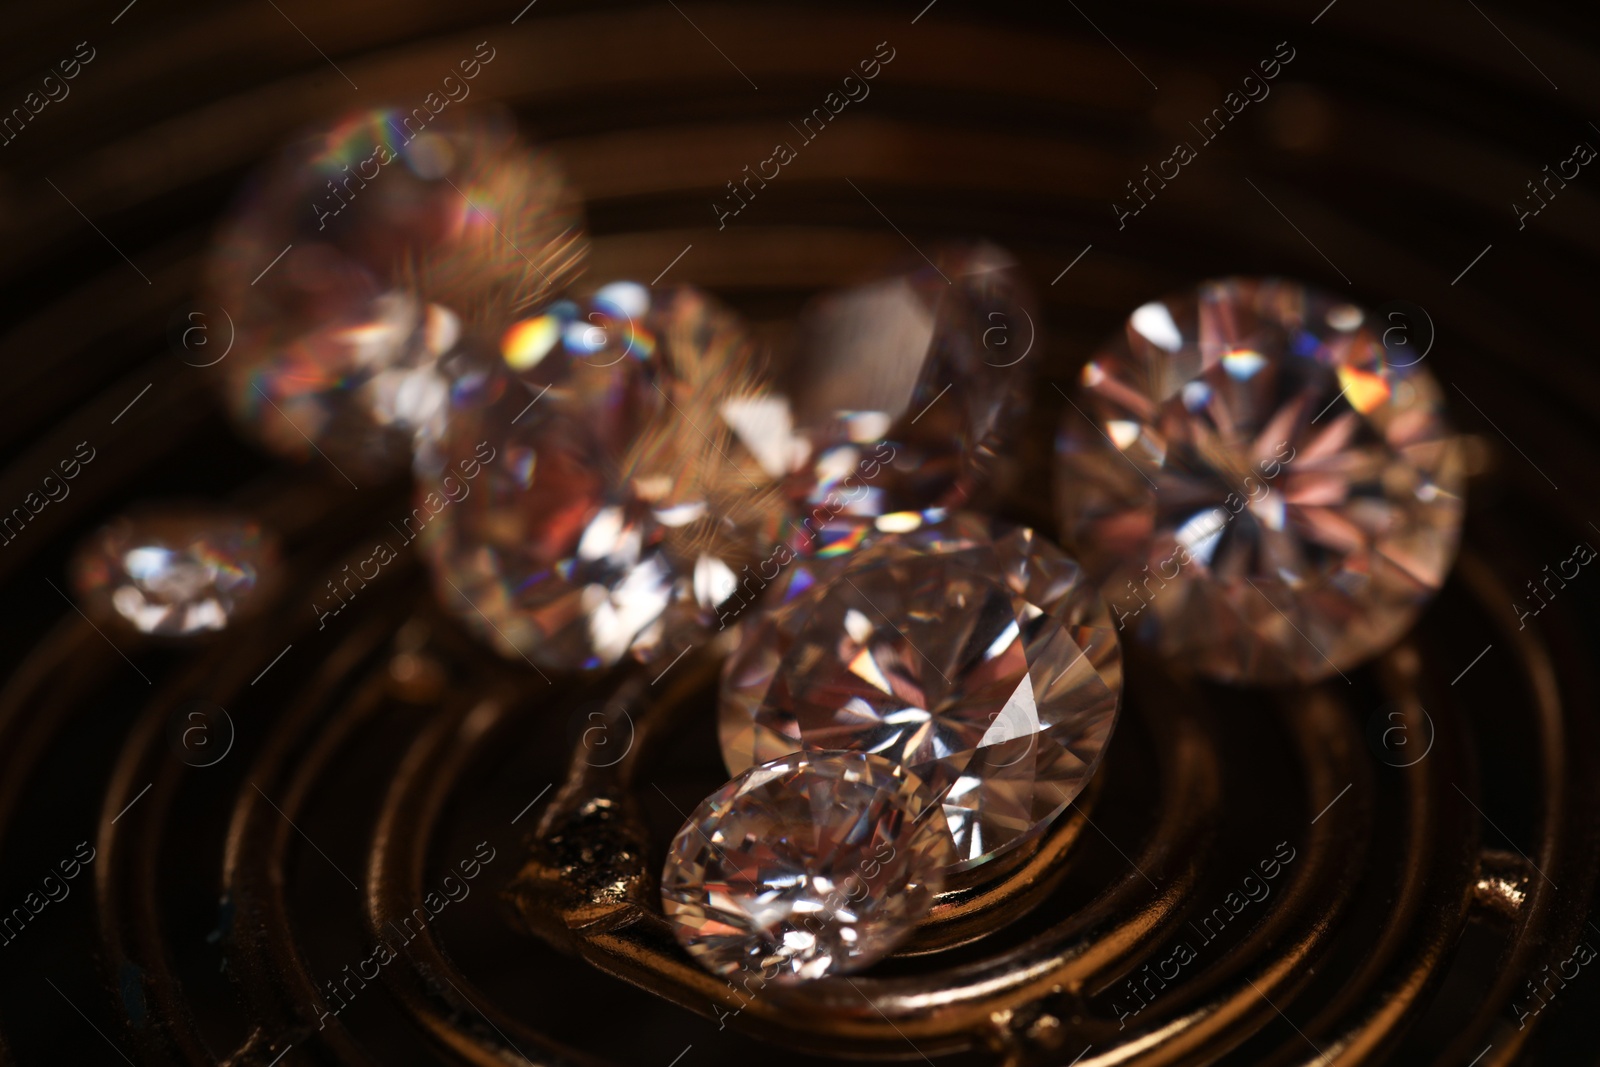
[720,511,1122,871]
[206,107,585,477]
[747,243,1034,517]
[416,284,789,671]
[661,751,954,981]
[1055,277,1465,684]
[70,511,278,635]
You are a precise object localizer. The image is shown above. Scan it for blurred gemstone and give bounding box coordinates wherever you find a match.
[71,511,278,636]
[720,511,1122,871]
[661,751,954,981]
[745,243,1034,518]
[225,290,464,477]
[206,107,585,477]
[415,284,789,671]
[1055,277,1465,684]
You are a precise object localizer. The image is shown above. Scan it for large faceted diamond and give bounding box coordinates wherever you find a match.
[206,107,584,477]
[1055,277,1465,684]
[720,513,1122,871]
[416,283,789,671]
[661,751,955,981]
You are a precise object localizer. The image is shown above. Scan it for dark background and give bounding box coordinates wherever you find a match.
[0,1,1597,1064]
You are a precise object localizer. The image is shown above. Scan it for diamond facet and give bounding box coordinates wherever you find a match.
[1055,277,1465,684]
[755,243,1034,518]
[206,107,585,477]
[70,511,278,636]
[661,751,954,981]
[416,284,789,671]
[720,512,1122,871]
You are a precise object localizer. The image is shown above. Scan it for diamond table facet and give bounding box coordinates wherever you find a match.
[720,512,1122,871]
[1055,277,1465,684]
[661,751,955,982]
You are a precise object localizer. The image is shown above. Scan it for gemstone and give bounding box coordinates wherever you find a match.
[1055,277,1465,684]
[660,751,954,981]
[225,290,464,477]
[728,243,1034,519]
[70,511,278,636]
[720,511,1122,871]
[415,283,790,671]
[206,107,585,477]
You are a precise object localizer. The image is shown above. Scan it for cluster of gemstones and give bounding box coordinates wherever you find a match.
[70,108,1462,990]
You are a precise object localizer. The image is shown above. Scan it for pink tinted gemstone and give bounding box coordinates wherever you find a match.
[1056,277,1465,684]
[772,243,1035,517]
[720,511,1122,871]
[206,107,585,477]
[415,284,790,671]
